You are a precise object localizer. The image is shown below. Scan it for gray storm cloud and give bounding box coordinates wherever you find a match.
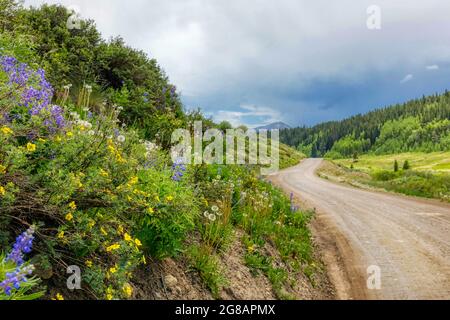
[25,0,450,126]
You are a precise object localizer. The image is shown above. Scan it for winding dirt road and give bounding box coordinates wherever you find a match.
[269,159,450,300]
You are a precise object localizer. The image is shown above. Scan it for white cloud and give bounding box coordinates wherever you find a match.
[213,104,281,128]
[426,65,439,70]
[400,74,414,84]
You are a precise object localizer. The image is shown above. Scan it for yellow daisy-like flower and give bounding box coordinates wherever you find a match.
[134,238,142,247]
[26,143,36,152]
[54,293,64,300]
[122,283,133,298]
[85,260,93,268]
[68,201,77,210]
[66,131,73,138]
[106,293,113,300]
[0,164,6,174]
[146,207,154,215]
[106,243,120,252]
[65,212,73,222]
[57,231,65,239]
[0,186,5,196]
[166,195,174,202]
[109,266,118,274]
[1,126,13,135]
[124,233,132,242]
[55,136,62,143]
[117,225,124,235]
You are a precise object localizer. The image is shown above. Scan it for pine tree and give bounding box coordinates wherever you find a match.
[403,160,411,170]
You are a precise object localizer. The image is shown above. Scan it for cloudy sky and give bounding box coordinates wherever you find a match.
[26,0,450,128]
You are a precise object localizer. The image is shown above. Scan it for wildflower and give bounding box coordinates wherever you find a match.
[134,239,142,247]
[100,227,108,236]
[57,231,65,239]
[55,293,64,300]
[1,126,13,135]
[26,143,36,152]
[203,211,210,218]
[85,260,93,268]
[109,266,118,274]
[0,164,6,174]
[65,212,73,222]
[88,130,95,136]
[6,226,35,265]
[247,245,256,253]
[99,169,109,177]
[106,243,120,252]
[66,131,73,138]
[55,136,62,143]
[117,135,126,143]
[122,283,133,298]
[211,205,219,212]
[0,265,35,296]
[0,186,5,196]
[117,225,124,235]
[68,201,77,210]
[124,233,132,242]
[146,207,154,215]
[166,195,174,202]
[208,214,217,222]
[106,288,114,300]
[128,176,138,185]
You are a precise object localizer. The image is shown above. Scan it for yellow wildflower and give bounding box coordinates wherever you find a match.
[154,195,160,202]
[1,126,13,135]
[106,288,114,300]
[68,201,77,210]
[109,266,117,274]
[26,143,36,152]
[55,136,62,143]
[0,164,6,174]
[117,225,124,235]
[38,138,46,143]
[100,227,108,236]
[122,283,133,298]
[100,169,109,177]
[124,233,132,242]
[54,293,64,300]
[134,238,142,247]
[0,186,5,196]
[85,260,93,268]
[57,231,65,239]
[65,212,73,222]
[128,176,138,185]
[106,243,120,252]
[146,207,154,215]
[141,255,147,265]
[166,195,174,202]
[66,131,73,138]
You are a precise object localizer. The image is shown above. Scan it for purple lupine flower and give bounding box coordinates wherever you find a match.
[171,158,187,182]
[6,226,36,266]
[0,55,65,132]
[0,265,35,296]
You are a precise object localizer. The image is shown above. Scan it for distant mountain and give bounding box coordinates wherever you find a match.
[255,122,291,131]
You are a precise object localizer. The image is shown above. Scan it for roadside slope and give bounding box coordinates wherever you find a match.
[269,159,450,300]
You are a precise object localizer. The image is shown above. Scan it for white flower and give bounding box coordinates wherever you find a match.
[208,214,217,222]
[117,135,126,143]
[88,130,95,136]
[211,205,219,212]
[203,211,209,218]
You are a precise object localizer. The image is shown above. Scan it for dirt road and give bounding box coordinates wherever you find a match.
[269,158,450,300]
